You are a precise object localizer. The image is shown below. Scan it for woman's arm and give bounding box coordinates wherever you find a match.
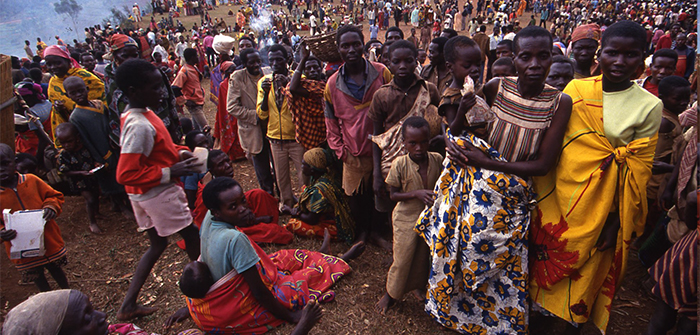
[241,266,301,324]
[448,93,573,177]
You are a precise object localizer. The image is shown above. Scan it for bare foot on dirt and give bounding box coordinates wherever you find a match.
[340,241,366,261]
[369,232,393,252]
[116,305,159,321]
[290,300,323,335]
[89,223,102,234]
[318,229,331,254]
[376,292,396,313]
[412,289,427,301]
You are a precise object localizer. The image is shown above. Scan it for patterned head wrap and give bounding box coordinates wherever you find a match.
[43,45,81,69]
[303,148,328,171]
[571,23,601,44]
[2,289,72,335]
[108,33,138,52]
[220,61,235,74]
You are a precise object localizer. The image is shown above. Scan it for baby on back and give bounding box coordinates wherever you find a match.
[179,261,214,299]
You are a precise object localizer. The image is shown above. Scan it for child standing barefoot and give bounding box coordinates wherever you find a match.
[377,117,443,312]
[114,59,201,320]
[55,123,101,233]
[0,143,70,292]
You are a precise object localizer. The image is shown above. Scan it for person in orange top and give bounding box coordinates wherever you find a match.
[0,143,69,292]
[172,48,209,131]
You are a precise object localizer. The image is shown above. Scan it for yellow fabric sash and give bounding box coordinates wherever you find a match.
[529,76,657,333]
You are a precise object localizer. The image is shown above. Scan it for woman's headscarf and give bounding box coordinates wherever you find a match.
[303,148,328,172]
[220,61,235,74]
[571,23,601,44]
[108,33,139,52]
[43,45,81,69]
[2,289,72,335]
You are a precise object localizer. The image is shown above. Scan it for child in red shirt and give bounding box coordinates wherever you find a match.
[114,59,201,321]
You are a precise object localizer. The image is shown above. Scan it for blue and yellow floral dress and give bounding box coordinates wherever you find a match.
[415,78,561,334]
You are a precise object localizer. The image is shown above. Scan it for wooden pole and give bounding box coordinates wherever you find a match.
[0,54,14,151]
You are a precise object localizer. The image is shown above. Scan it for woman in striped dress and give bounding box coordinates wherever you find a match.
[416,27,572,334]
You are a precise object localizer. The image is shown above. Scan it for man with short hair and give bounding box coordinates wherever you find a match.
[228,48,274,194]
[257,45,304,208]
[635,48,678,97]
[324,25,392,245]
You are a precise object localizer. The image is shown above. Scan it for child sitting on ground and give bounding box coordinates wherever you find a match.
[0,143,69,292]
[490,56,516,78]
[55,123,101,233]
[376,117,443,312]
[114,59,201,321]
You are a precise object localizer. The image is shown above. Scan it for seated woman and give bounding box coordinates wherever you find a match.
[189,150,293,245]
[286,148,355,244]
[186,177,364,334]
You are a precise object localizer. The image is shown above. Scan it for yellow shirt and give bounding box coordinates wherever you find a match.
[256,73,296,141]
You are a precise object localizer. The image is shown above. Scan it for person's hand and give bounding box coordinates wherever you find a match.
[0,229,17,242]
[457,91,477,116]
[53,100,68,113]
[255,215,273,223]
[595,213,620,251]
[459,142,491,169]
[43,208,57,221]
[170,157,198,178]
[179,150,194,160]
[373,174,388,198]
[44,146,58,161]
[659,187,675,212]
[261,78,272,94]
[290,207,301,217]
[413,189,435,206]
[299,40,310,59]
[164,307,191,329]
[445,138,470,168]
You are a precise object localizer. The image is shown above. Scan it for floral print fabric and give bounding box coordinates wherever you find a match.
[415,131,534,335]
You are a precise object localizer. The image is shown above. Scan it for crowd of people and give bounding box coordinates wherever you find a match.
[2,0,698,334]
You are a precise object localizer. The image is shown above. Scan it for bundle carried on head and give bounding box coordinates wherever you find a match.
[305,24,362,63]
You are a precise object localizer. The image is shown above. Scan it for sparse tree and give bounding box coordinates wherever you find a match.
[54,0,83,40]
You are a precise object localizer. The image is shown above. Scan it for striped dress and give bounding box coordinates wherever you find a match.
[488,77,561,163]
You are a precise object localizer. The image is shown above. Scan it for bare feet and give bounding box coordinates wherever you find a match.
[280,204,294,215]
[340,241,366,261]
[116,304,159,321]
[318,229,331,254]
[369,232,393,252]
[89,223,102,234]
[290,300,323,335]
[412,289,427,301]
[376,292,396,313]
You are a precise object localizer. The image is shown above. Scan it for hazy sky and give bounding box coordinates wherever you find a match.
[0,0,149,58]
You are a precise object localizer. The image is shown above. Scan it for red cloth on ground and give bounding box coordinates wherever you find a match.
[214,78,246,161]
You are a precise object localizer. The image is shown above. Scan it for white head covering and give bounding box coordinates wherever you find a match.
[212,34,236,56]
[3,289,72,335]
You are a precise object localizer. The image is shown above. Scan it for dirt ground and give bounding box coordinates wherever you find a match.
[0,2,663,334]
